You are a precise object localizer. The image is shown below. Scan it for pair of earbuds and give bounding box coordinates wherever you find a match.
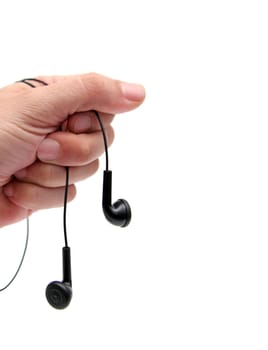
[44,108,131,310]
[45,169,132,309]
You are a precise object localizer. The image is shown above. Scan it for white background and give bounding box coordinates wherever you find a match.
[0,0,268,349]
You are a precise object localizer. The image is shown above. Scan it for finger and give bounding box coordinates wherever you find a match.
[3,181,76,210]
[37,126,114,166]
[25,73,145,126]
[14,159,99,188]
[64,111,115,134]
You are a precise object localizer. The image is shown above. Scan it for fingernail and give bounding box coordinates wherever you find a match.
[4,183,13,197]
[74,116,92,132]
[37,139,60,160]
[120,82,145,101]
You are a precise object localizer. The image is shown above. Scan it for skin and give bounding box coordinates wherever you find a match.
[0,73,145,227]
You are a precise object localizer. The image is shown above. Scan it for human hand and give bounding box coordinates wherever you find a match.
[0,73,145,227]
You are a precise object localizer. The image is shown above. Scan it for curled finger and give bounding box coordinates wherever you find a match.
[63,111,115,134]
[37,126,114,166]
[14,160,99,188]
[3,181,76,210]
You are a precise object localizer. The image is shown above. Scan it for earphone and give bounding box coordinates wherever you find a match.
[46,247,72,309]
[95,108,131,228]
[102,170,131,227]
[0,78,132,309]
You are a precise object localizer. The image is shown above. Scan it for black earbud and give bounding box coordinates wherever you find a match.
[102,170,131,227]
[46,247,72,309]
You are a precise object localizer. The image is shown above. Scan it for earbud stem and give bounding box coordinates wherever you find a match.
[62,247,72,286]
[103,170,112,207]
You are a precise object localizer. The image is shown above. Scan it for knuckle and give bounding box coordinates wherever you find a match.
[16,183,39,209]
[87,72,100,82]
[88,159,99,176]
[27,163,56,187]
[106,126,115,146]
[39,165,55,186]
[92,159,100,172]
[78,141,93,164]
[79,72,106,96]
[67,185,76,202]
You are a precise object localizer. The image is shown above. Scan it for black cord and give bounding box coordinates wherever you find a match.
[18,78,48,87]
[0,79,49,292]
[93,110,109,171]
[19,80,35,88]
[63,166,69,247]
[0,218,29,292]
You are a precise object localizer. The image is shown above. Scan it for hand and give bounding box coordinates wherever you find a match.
[0,73,145,227]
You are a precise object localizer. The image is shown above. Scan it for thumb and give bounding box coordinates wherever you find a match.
[25,73,145,125]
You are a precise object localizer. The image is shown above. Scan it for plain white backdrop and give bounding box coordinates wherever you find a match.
[0,0,268,349]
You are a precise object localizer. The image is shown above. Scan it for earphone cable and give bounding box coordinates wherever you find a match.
[63,166,69,247]
[0,78,50,292]
[93,110,109,171]
[0,217,29,292]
